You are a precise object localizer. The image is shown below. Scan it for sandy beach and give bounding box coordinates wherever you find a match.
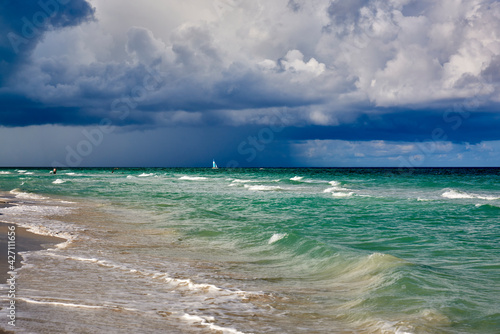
[0,198,65,334]
[0,220,66,282]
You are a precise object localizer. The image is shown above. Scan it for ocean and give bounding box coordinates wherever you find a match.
[0,167,499,333]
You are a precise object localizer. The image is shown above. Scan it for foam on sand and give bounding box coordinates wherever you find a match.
[18,297,106,310]
[1,201,81,247]
[181,313,247,334]
[44,252,261,300]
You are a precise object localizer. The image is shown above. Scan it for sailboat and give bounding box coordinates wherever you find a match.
[212,159,218,169]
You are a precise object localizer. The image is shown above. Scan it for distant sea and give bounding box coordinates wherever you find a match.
[0,167,499,333]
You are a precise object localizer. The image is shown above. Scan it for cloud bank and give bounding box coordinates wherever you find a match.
[1,0,499,166]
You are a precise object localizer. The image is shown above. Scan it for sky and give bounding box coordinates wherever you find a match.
[1,0,500,167]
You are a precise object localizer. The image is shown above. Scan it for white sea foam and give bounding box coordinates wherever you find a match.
[290,176,303,181]
[357,319,414,334]
[268,233,288,244]
[18,297,106,310]
[10,189,48,200]
[350,306,450,334]
[179,176,208,181]
[231,179,259,183]
[331,192,354,198]
[181,313,247,334]
[441,189,475,199]
[244,185,282,191]
[442,189,500,200]
[324,180,352,193]
[126,175,135,179]
[324,184,351,194]
[52,179,66,184]
[65,173,83,176]
[475,194,500,200]
[0,171,11,174]
[1,203,81,246]
[44,253,257,300]
[323,187,342,193]
[16,170,27,173]
[139,173,155,177]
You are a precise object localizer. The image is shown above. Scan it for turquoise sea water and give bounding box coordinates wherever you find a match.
[0,167,499,333]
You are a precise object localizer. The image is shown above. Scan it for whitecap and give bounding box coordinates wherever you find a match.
[441,189,475,199]
[231,179,258,183]
[323,186,351,193]
[9,189,48,200]
[475,194,500,200]
[244,185,282,191]
[268,233,288,244]
[331,192,354,198]
[65,173,83,176]
[290,176,303,181]
[324,182,351,193]
[179,176,208,181]
[0,171,11,174]
[52,179,66,184]
[441,189,500,200]
[138,173,154,177]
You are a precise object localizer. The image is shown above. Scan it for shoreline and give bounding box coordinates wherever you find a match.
[0,222,66,283]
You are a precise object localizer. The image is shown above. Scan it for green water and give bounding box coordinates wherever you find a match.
[0,168,499,333]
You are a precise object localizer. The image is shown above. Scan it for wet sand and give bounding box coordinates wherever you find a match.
[0,198,65,333]
[0,200,13,209]
[0,222,66,282]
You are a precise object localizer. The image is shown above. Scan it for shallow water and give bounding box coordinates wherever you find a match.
[0,168,499,333]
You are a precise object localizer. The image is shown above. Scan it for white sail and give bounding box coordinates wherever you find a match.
[212,159,218,169]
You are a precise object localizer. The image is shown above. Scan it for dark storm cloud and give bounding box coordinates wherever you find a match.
[0,0,95,83]
[0,92,101,126]
[1,0,500,166]
[281,109,500,144]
